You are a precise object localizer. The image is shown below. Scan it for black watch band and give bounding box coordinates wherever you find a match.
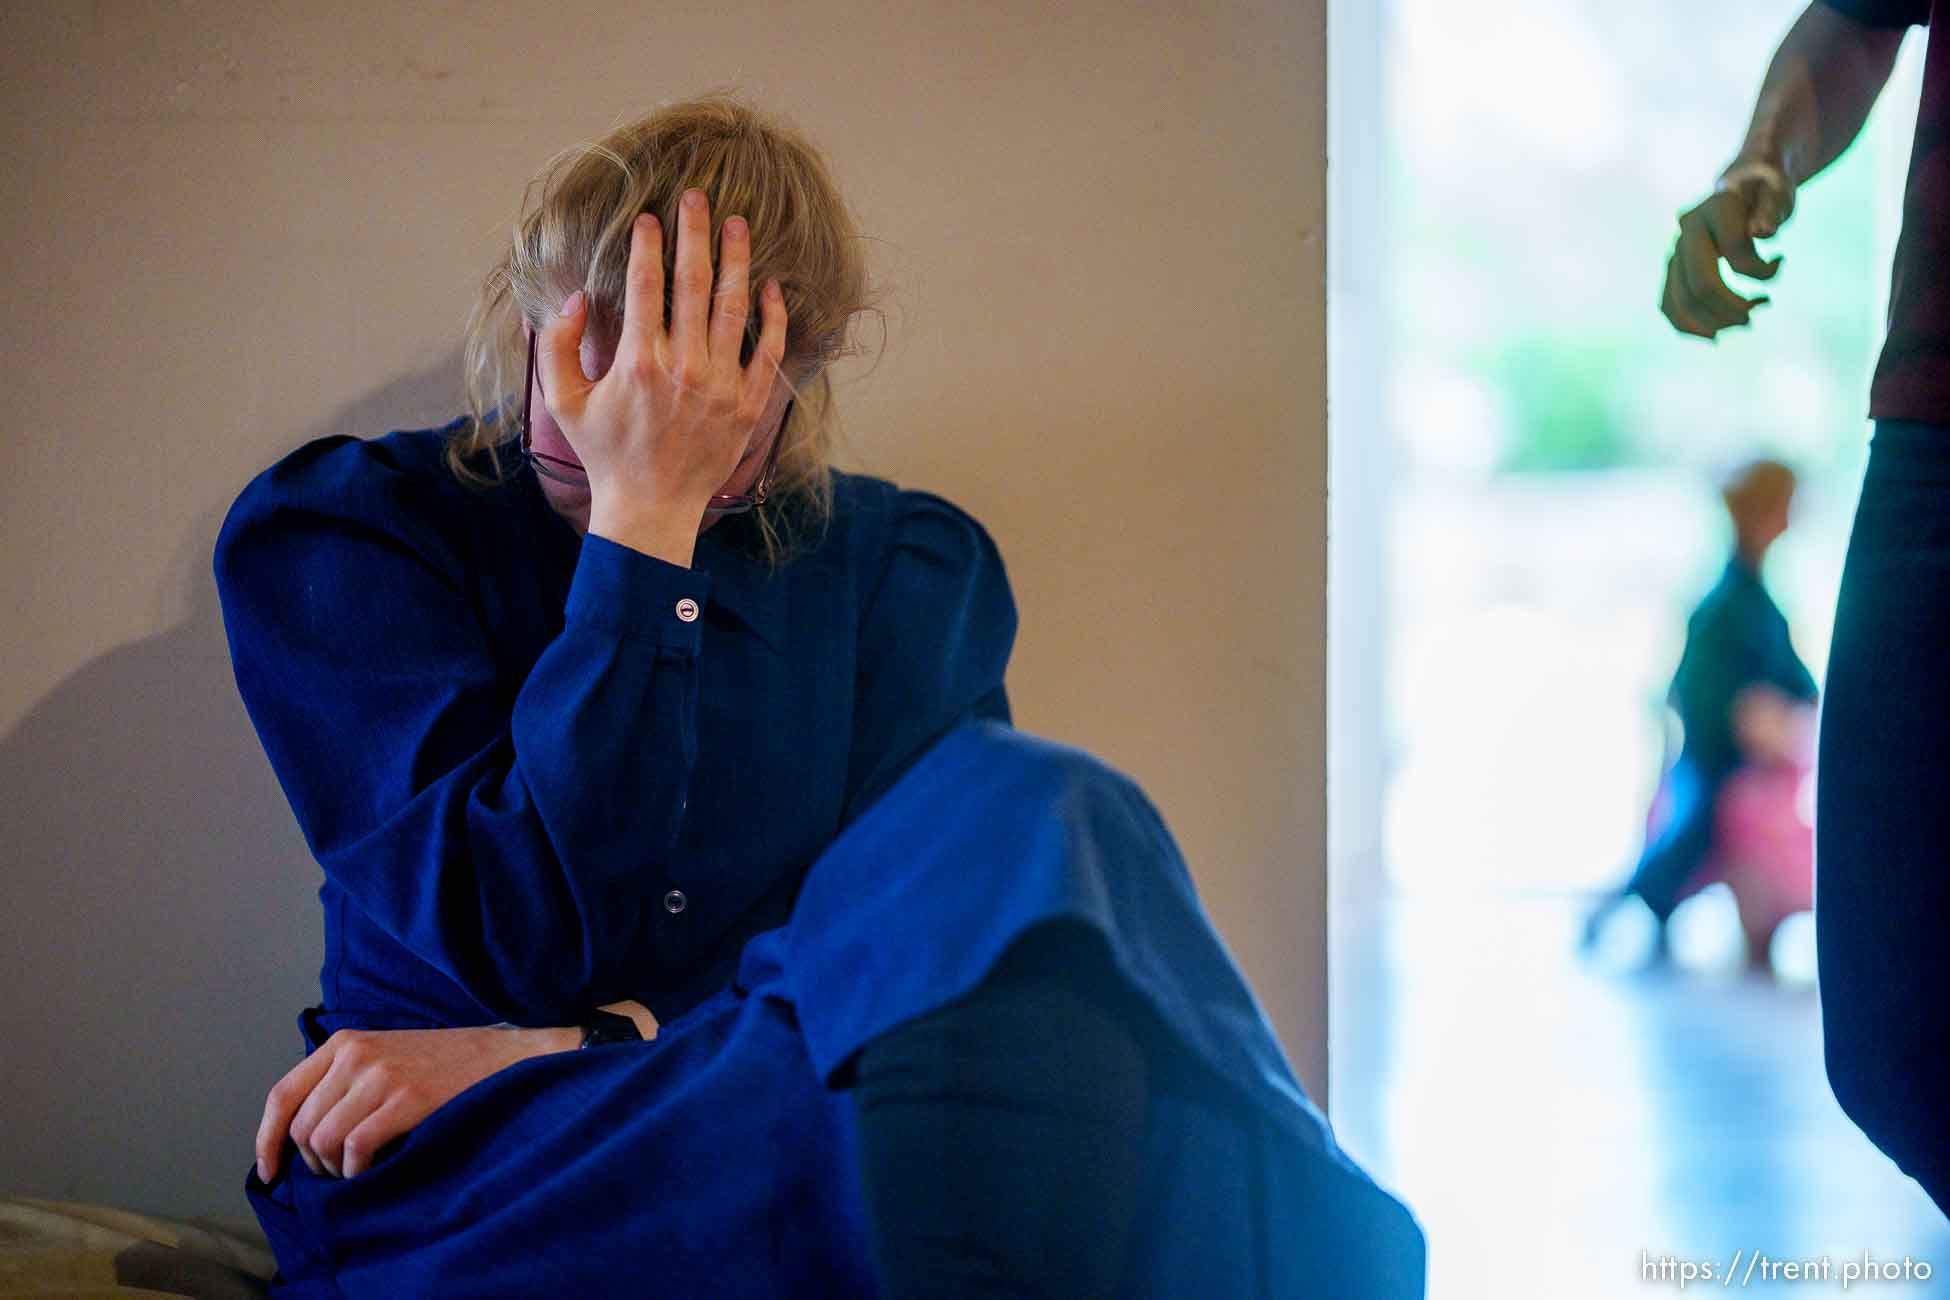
[579,1008,644,1049]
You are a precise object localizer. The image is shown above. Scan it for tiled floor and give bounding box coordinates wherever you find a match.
[1329,894,1950,1298]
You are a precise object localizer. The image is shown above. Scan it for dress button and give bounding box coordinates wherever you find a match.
[675,598,700,623]
[663,889,688,915]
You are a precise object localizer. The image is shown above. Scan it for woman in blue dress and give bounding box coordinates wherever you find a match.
[215,95,1424,1298]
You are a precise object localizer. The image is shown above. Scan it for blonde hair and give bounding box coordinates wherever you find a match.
[450,91,884,563]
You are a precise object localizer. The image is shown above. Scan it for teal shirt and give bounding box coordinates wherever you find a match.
[1668,555,1818,775]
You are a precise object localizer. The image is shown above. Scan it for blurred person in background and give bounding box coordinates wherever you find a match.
[1582,460,1817,966]
[1657,0,1950,1215]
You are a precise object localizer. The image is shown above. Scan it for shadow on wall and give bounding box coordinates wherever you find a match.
[0,355,466,1224]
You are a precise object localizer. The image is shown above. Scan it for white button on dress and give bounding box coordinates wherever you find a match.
[675,598,700,623]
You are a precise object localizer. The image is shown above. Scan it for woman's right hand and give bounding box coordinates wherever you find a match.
[256,1000,657,1182]
[536,188,789,541]
[258,1023,571,1183]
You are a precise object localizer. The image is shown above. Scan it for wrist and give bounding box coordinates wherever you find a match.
[587,493,707,568]
[1717,156,1791,194]
[499,1029,573,1060]
[1723,135,1789,174]
[1732,112,1809,189]
[529,1026,582,1056]
[489,1022,582,1057]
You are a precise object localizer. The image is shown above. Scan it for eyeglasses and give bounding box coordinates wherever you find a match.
[518,330,788,516]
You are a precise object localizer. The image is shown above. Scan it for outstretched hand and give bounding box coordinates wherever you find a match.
[1661,162,1795,340]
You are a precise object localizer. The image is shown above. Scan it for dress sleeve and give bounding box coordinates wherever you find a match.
[1817,0,1931,28]
[213,437,708,1023]
[840,489,1018,826]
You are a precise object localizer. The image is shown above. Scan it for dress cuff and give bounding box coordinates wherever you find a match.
[566,533,714,653]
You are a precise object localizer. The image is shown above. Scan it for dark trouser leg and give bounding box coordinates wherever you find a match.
[1819,419,1950,1216]
[849,920,1151,1299]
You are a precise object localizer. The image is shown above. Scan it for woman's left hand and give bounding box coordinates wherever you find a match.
[256,1022,577,1182]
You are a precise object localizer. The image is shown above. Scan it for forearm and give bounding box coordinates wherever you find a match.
[1734,3,1908,185]
[509,1025,583,1056]
[588,492,707,569]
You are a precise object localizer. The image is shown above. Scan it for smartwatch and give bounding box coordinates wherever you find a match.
[579,1008,644,1049]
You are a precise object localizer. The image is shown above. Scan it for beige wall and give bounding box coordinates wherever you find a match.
[0,1,1327,1221]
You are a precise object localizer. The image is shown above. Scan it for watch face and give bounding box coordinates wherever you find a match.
[580,1010,643,1048]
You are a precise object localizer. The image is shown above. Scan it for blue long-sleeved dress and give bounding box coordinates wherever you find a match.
[214,416,1425,1298]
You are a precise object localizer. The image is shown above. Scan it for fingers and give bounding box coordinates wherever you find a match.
[1718,160,1797,239]
[668,188,714,366]
[308,1074,392,1180]
[608,190,770,399]
[1742,178,1795,241]
[535,290,592,426]
[340,1098,418,1180]
[257,1043,336,1183]
[1702,194,1781,282]
[618,212,666,359]
[288,1044,361,1178]
[707,215,752,379]
[1661,254,1716,340]
[740,280,789,415]
[1675,215,1764,329]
